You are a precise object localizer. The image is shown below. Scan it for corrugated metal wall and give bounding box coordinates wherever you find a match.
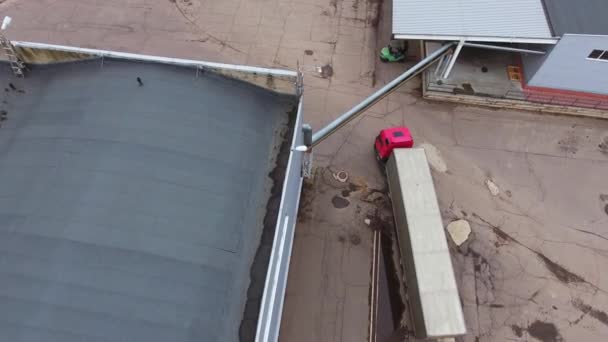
[527,34,608,95]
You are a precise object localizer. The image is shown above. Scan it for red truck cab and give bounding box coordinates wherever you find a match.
[374,126,414,162]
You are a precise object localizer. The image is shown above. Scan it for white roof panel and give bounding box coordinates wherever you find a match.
[393,0,555,43]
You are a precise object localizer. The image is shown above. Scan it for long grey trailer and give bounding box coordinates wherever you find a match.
[386,148,466,339]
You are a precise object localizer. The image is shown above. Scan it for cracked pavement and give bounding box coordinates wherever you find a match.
[3,0,608,341]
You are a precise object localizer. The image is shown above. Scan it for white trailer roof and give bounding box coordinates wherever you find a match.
[392,0,558,44]
[389,148,466,338]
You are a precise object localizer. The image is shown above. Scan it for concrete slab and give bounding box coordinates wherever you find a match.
[3,0,608,341]
[280,168,388,342]
[428,48,524,98]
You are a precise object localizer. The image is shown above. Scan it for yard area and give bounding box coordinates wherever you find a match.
[2,0,608,341]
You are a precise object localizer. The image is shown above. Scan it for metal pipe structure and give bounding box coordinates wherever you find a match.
[12,41,298,77]
[442,39,465,79]
[434,53,447,76]
[311,42,455,147]
[463,42,546,55]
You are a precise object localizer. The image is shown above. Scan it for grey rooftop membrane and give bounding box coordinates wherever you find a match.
[0,58,296,341]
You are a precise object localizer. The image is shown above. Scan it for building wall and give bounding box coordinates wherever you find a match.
[520,44,553,82]
[526,34,608,95]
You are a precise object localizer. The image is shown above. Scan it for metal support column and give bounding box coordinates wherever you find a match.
[442,39,464,79]
[434,54,447,76]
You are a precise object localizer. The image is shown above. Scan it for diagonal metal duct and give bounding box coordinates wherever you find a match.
[311,42,456,147]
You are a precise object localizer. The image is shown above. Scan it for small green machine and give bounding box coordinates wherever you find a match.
[379,40,408,63]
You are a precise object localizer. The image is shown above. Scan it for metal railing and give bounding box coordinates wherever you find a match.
[255,98,305,342]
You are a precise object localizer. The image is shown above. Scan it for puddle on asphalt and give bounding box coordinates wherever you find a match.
[599,137,608,154]
[510,321,562,342]
[527,321,561,342]
[331,195,350,208]
[349,233,361,245]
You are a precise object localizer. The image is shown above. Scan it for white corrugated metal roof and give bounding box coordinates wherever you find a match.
[393,0,556,43]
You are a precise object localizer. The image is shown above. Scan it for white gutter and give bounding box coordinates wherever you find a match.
[11,41,298,77]
[393,34,559,45]
[463,42,546,55]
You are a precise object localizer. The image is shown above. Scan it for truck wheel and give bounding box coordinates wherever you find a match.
[373,145,380,161]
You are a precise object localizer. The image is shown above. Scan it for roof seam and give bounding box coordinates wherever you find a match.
[539,0,556,36]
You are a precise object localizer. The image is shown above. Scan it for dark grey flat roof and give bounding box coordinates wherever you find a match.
[0,59,295,341]
[543,0,608,36]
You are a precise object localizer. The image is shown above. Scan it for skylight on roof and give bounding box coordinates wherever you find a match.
[587,49,608,62]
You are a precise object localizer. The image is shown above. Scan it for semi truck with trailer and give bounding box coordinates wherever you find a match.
[375,127,466,339]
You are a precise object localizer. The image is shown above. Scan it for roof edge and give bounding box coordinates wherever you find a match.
[539,0,556,37]
[562,33,608,38]
[255,96,304,342]
[394,34,559,45]
[12,41,298,77]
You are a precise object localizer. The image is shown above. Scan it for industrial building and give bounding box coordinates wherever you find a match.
[392,0,608,109]
[0,43,304,342]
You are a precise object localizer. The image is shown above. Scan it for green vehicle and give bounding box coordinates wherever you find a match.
[379,41,408,63]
